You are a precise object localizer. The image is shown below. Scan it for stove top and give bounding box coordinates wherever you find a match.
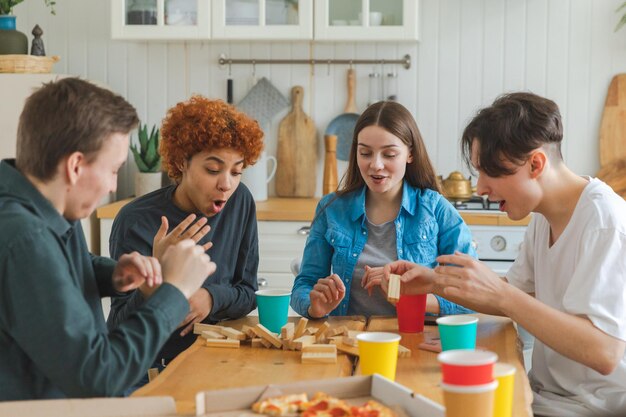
[448,196,501,211]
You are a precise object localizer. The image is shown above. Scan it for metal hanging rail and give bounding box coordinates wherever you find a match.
[218,53,411,70]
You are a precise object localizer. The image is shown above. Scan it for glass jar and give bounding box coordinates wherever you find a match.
[368,71,382,106]
[385,71,398,101]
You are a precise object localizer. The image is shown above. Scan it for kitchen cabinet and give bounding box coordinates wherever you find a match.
[212,0,313,40]
[111,0,417,41]
[111,0,210,40]
[257,220,308,290]
[314,0,418,41]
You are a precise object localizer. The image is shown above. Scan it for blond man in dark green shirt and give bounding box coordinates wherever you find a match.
[0,78,215,400]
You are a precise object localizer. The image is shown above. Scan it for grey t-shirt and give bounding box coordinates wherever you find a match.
[347,218,398,316]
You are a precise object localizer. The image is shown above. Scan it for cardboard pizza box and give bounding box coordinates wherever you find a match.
[195,375,445,417]
[0,396,178,417]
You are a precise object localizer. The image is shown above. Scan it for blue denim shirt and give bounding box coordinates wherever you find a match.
[291,182,476,318]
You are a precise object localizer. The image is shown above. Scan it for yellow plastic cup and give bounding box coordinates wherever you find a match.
[357,332,401,381]
[493,363,516,417]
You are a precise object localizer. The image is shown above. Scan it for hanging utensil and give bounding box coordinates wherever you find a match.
[325,68,359,161]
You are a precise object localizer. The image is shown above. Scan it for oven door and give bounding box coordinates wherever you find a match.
[481,260,514,277]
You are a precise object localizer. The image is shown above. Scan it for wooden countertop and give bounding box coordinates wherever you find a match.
[133,314,532,416]
[97,197,530,225]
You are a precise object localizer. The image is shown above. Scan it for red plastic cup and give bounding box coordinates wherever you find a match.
[438,349,498,386]
[396,293,427,333]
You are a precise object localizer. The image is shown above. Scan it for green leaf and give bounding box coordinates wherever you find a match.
[131,122,161,172]
[130,145,149,172]
[616,13,626,32]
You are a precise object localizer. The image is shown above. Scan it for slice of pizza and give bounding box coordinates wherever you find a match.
[252,393,309,416]
[300,392,353,417]
[350,400,396,417]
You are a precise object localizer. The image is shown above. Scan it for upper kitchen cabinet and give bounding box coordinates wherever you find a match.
[314,0,418,41]
[111,0,210,40]
[212,0,313,40]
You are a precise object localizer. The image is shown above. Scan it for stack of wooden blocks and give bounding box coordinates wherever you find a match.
[193,317,411,363]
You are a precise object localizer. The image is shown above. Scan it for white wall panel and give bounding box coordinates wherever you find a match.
[11,0,626,199]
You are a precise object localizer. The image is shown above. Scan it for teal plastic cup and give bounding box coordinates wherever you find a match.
[436,315,479,351]
[255,289,291,334]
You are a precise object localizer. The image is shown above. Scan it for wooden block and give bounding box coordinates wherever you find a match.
[281,322,295,341]
[302,344,337,354]
[254,324,283,348]
[331,340,360,357]
[304,327,317,335]
[314,322,331,343]
[387,274,401,302]
[205,338,240,349]
[220,326,247,340]
[147,368,159,382]
[326,325,349,338]
[193,323,223,335]
[251,338,265,348]
[259,338,273,348]
[343,330,363,347]
[301,351,337,364]
[293,335,316,350]
[242,325,257,339]
[294,317,309,339]
[398,344,412,358]
[282,339,296,350]
[200,330,226,340]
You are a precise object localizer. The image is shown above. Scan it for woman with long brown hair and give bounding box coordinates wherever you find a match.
[291,101,475,318]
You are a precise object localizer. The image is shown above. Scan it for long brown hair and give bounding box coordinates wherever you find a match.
[337,100,440,196]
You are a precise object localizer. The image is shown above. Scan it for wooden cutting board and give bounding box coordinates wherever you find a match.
[599,74,626,168]
[598,74,626,198]
[275,86,317,197]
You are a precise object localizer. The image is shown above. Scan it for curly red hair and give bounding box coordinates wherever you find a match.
[160,95,264,182]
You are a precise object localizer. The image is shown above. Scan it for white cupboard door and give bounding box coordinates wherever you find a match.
[314,0,418,41]
[212,0,313,40]
[111,0,210,40]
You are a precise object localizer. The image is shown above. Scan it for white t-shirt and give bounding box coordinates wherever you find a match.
[507,178,626,417]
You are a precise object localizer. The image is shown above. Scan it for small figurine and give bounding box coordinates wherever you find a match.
[30,25,45,57]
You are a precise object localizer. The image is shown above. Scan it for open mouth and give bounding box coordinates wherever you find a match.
[211,199,226,213]
[370,175,387,183]
[499,200,506,211]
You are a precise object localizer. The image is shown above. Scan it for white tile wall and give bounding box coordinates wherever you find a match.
[11,0,626,200]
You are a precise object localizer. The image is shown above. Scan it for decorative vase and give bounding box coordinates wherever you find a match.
[0,15,28,55]
[135,172,162,197]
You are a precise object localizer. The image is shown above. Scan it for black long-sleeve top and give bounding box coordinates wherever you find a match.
[107,184,259,361]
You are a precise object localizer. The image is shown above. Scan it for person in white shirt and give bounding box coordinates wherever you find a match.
[384,92,626,417]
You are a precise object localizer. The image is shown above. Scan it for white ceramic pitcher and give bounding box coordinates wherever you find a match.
[241,151,277,201]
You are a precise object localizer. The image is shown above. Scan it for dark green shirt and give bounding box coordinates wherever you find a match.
[0,160,189,400]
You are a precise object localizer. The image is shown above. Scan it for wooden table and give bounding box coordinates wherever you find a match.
[134,314,532,416]
[133,316,366,414]
[366,315,533,417]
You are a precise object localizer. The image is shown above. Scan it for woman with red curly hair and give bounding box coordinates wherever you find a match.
[107,96,264,391]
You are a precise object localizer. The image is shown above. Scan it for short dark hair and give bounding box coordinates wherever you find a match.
[461,92,563,177]
[16,77,139,180]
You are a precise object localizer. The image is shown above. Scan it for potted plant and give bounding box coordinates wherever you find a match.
[131,123,162,196]
[0,0,56,15]
[0,0,55,55]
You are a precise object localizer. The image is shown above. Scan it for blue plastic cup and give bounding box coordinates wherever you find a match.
[436,315,479,351]
[255,289,291,334]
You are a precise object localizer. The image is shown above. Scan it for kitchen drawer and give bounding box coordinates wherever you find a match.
[258,221,309,274]
[256,272,295,291]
